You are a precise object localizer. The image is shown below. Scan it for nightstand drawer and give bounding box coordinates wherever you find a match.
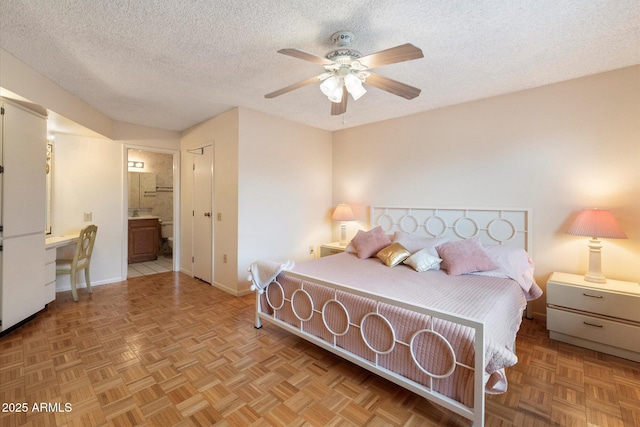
[547,280,640,322]
[547,307,640,353]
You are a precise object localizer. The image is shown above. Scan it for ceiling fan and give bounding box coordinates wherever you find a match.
[265,31,424,115]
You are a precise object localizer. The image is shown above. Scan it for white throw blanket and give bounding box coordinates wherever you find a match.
[248,260,295,293]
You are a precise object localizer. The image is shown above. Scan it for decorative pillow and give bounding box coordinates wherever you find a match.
[436,238,498,276]
[376,243,411,267]
[345,233,392,254]
[343,241,356,255]
[350,226,392,259]
[403,248,443,272]
[392,233,449,270]
[470,245,536,292]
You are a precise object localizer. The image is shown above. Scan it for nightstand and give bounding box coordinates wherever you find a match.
[546,272,640,362]
[320,242,347,257]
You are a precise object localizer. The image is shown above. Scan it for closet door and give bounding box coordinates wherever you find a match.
[192,144,213,284]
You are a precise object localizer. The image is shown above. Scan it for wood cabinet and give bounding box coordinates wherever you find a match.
[547,272,640,362]
[128,218,160,263]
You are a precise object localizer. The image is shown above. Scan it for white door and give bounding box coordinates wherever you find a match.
[192,145,213,283]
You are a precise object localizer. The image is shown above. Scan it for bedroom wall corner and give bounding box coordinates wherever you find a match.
[52,134,125,289]
[180,108,240,289]
[237,108,333,294]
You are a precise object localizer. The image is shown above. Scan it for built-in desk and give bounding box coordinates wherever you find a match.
[45,234,78,249]
[44,234,78,303]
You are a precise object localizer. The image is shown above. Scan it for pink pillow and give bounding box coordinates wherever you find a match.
[351,226,392,259]
[436,238,498,276]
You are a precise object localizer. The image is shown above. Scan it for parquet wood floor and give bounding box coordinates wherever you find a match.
[1,272,638,426]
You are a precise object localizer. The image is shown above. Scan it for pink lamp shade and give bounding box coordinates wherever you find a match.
[566,208,627,284]
[566,209,627,239]
[332,204,355,246]
[332,204,355,221]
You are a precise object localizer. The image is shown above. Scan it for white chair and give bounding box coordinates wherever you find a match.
[56,225,98,302]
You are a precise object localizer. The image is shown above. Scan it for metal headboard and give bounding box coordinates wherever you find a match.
[370,206,532,254]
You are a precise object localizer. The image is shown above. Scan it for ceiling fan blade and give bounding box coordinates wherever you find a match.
[278,48,336,66]
[365,72,421,100]
[331,87,348,115]
[357,43,424,69]
[265,75,323,99]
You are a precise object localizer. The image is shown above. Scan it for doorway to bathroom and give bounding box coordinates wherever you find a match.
[126,147,179,278]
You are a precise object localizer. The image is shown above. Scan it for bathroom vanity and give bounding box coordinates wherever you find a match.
[128,217,160,263]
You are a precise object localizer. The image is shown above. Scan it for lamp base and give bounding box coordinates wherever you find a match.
[340,222,348,247]
[584,273,606,284]
[585,238,606,284]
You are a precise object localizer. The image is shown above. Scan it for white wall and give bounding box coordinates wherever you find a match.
[332,66,640,317]
[237,108,333,294]
[52,134,125,290]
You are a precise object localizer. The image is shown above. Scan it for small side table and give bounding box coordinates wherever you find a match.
[320,242,347,257]
[546,272,640,362]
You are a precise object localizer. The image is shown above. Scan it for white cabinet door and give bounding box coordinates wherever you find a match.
[1,234,45,331]
[1,100,47,237]
[1,98,47,332]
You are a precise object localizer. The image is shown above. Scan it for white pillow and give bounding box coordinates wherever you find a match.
[470,245,536,292]
[392,232,449,254]
[393,232,449,270]
[403,248,443,272]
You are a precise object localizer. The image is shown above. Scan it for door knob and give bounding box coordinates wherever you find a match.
[204,212,211,217]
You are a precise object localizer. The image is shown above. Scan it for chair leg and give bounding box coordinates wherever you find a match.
[85,268,93,294]
[70,269,78,302]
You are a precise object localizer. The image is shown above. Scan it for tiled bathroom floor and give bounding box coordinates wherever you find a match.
[127,255,173,278]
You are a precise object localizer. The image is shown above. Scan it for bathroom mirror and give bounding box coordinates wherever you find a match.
[46,142,53,234]
[128,172,156,209]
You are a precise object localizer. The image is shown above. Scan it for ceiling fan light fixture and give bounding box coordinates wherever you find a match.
[344,73,366,100]
[327,85,344,103]
[320,75,341,97]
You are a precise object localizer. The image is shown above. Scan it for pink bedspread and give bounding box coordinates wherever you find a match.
[260,252,542,407]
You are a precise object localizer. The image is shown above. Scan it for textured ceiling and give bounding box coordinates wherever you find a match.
[1,0,639,133]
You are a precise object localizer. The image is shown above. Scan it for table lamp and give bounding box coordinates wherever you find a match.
[332,204,355,246]
[566,208,627,283]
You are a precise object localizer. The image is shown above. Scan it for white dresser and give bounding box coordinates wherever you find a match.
[546,272,640,362]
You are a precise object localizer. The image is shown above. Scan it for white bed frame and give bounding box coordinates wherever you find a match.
[254,206,532,427]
